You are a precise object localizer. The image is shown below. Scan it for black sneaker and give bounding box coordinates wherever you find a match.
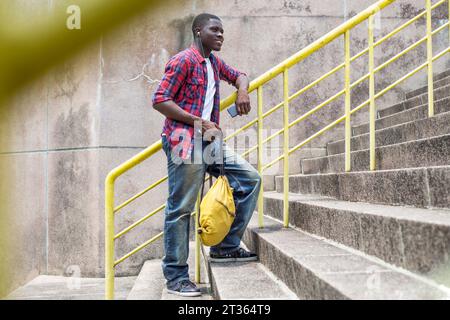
[167,279,202,297]
[209,247,258,263]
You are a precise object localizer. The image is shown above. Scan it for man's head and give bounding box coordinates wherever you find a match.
[192,13,224,53]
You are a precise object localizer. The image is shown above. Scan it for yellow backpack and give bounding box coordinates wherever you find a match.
[197,145,235,247]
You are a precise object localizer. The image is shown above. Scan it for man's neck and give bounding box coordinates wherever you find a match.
[194,42,211,58]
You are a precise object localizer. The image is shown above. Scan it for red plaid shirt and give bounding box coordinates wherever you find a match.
[152,45,245,160]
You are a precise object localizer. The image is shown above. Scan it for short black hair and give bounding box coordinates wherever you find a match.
[192,13,221,35]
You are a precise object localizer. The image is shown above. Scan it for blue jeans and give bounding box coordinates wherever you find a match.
[161,135,261,286]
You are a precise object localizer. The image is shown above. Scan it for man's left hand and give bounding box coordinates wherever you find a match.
[236,89,251,116]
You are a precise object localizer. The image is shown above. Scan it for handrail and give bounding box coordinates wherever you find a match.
[219,0,396,112]
[241,20,450,159]
[106,0,450,299]
[260,46,450,172]
[227,1,448,148]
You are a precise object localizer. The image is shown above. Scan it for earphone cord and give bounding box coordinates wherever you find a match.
[197,33,207,59]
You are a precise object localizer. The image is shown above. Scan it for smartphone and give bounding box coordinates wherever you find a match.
[227,104,239,118]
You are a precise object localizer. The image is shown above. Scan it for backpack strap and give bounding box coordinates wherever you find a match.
[197,139,225,235]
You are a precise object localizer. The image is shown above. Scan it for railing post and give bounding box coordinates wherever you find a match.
[344,30,352,172]
[369,15,376,171]
[105,177,115,300]
[283,69,289,228]
[257,86,264,228]
[426,0,435,117]
[194,191,201,284]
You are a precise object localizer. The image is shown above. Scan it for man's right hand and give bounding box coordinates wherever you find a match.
[201,119,221,133]
[200,119,222,141]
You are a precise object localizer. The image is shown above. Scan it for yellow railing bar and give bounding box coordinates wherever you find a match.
[107,0,403,300]
[115,172,212,241]
[114,208,199,267]
[283,70,289,228]
[346,0,446,65]
[195,192,201,283]
[354,46,449,129]
[288,63,345,103]
[248,13,450,168]
[224,118,257,142]
[369,15,376,171]
[225,72,345,145]
[241,33,450,163]
[224,79,325,144]
[257,86,264,228]
[238,22,449,160]
[427,0,435,117]
[226,0,450,148]
[289,116,347,159]
[261,46,450,173]
[262,153,285,173]
[115,0,449,266]
[114,176,167,213]
[114,204,166,240]
[218,0,396,113]
[242,88,346,159]
[328,0,446,68]
[115,210,204,269]
[376,0,446,45]
[344,29,351,172]
[114,232,164,267]
[105,140,162,299]
[342,20,449,95]
[377,37,426,73]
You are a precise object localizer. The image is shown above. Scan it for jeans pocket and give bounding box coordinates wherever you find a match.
[162,135,170,156]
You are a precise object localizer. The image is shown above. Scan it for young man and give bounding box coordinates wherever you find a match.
[152,13,261,297]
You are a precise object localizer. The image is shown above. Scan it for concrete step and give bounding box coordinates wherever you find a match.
[433,69,450,82]
[127,242,213,300]
[243,213,450,299]
[377,84,450,119]
[406,74,450,99]
[203,245,298,300]
[5,275,136,300]
[275,165,450,209]
[126,260,166,300]
[263,174,276,191]
[352,96,450,137]
[262,192,450,276]
[327,110,450,156]
[304,134,450,174]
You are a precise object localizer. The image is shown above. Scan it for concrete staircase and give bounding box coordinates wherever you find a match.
[239,69,450,299]
[11,71,450,300]
[123,69,450,300]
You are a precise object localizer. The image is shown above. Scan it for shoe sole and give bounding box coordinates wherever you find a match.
[167,289,202,297]
[209,256,258,263]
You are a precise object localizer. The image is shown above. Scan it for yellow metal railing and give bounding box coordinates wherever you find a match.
[105,0,450,299]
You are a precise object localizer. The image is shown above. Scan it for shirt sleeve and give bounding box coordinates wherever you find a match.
[152,55,189,106]
[217,56,246,86]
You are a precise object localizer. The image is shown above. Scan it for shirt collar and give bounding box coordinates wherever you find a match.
[190,44,212,64]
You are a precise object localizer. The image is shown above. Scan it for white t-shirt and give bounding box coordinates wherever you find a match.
[201,58,216,121]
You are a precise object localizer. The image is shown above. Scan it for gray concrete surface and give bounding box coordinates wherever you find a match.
[128,242,213,300]
[4,275,136,300]
[354,97,450,135]
[328,105,450,155]
[303,133,450,173]
[2,0,450,298]
[204,245,298,300]
[277,165,450,208]
[263,191,450,275]
[243,214,450,300]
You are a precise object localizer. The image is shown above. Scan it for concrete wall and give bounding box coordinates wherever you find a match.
[1,0,449,296]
